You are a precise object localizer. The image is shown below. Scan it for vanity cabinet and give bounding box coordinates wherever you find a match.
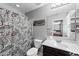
[43,45,79,56]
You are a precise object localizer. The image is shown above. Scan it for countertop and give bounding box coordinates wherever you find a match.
[42,36,79,54]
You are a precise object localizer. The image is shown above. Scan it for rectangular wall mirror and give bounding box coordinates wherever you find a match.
[53,20,63,37]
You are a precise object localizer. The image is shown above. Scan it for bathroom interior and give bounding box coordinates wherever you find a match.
[0,3,79,56]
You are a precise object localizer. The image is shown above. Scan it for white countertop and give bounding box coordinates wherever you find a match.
[42,36,79,54]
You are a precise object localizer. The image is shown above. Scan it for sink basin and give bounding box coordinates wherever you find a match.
[58,41,79,54]
[66,44,79,54]
[43,38,69,50]
[56,42,68,50]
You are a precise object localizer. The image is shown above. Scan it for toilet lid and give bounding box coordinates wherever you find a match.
[27,47,38,55]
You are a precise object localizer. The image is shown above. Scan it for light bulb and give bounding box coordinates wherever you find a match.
[16,4,20,7]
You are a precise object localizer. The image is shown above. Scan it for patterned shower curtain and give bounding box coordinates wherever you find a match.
[0,8,32,56]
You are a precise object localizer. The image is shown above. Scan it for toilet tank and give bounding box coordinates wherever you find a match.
[34,39,43,48]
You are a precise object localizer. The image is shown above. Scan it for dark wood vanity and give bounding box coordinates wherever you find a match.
[43,45,79,56]
[42,37,79,56]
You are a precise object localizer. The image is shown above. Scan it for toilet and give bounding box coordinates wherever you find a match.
[27,39,43,56]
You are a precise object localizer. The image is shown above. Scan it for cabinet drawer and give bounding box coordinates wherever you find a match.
[43,45,77,56]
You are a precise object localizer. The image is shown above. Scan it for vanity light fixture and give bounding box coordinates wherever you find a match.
[16,4,20,7]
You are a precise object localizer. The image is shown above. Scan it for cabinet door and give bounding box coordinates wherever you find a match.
[43,45,74,56]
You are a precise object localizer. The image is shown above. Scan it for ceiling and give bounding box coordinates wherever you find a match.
[0,3,69,15]
[0,3,47,14]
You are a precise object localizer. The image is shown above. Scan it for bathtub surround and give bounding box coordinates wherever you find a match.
[0,8,32,56]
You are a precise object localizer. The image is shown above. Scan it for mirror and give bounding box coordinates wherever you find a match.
[53,20,63,37]
[71,17,79,41]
